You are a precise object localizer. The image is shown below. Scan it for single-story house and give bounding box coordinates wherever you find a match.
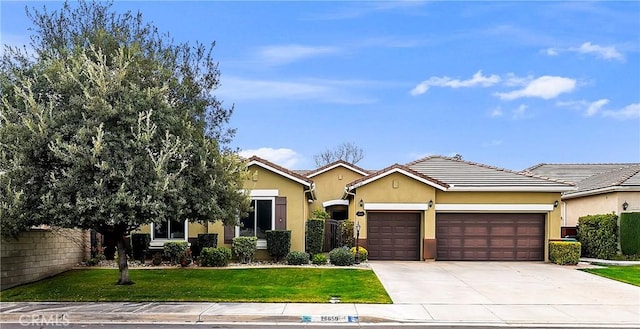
[139,155,575,262]
[523,163,640,229]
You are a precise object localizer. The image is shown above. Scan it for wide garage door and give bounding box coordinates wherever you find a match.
[367,212,420,260]
[436,213,545,261]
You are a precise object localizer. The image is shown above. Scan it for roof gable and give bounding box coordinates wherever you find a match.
[408,156,574,192]
[347,164,449,191]
[246,156,313,187]
[305,160,369,178]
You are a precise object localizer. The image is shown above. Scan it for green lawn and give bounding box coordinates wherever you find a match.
[0,267,392,303]
[580,265,640,287]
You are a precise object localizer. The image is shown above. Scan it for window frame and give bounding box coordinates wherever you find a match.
[236,196,275,249]
[150,219,188,241]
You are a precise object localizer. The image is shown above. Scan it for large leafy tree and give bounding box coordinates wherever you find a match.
[0,1,250,284]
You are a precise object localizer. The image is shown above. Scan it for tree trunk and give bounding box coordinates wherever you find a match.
[116,236,134,285]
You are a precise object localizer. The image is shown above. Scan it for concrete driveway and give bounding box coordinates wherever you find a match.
[369,261,640,324]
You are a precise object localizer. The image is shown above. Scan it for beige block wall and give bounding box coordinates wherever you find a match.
[1,228,90,290]
[564,191,640,226]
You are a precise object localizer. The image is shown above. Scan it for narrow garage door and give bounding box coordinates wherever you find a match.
[367,212,421,260]
[436,213,545,261]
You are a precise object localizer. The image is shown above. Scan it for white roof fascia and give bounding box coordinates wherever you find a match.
[435,203,555,212]
[364,203,429,211]
[562,186,640,200]
[447,186,575,192]
[349,168,448,191]
[307,163,368,178]
[322,199,350,208]
[247,160,312,187]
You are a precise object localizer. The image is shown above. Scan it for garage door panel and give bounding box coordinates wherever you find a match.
[367,212,420,261]
[436,213,544,261]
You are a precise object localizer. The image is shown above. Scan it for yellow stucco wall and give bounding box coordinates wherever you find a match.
[564,191,640,226]
[350,172,437,241]
[211,164,309,252]
[309,166,366,210]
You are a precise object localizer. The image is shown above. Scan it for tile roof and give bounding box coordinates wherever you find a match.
[305,160,370,178]
[523,163,638,184]
[407,156,575,191]
[565,165,640,197]
[245,156,313,186]
[346,163,450,191]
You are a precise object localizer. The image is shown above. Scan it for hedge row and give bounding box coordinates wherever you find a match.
[620,212,640,256]
[577,214,618,259]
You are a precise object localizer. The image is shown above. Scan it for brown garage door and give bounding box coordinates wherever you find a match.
[367,212,421,260]
[436,213,544,261]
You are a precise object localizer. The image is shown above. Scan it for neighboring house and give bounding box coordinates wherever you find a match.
[138,155,575,262]
[523,163,640,228]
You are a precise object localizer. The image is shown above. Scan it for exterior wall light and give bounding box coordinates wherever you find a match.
[554,200,559,208]
[428,200,434,209]
[359,199,364,208]
[623,201,628,211]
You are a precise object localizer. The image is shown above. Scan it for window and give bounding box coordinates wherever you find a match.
[239,199,273,239]
[153,219,186,240]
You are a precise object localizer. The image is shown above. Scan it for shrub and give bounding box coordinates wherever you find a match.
[577,214,618,259]
[549,241,581,265]
[286,251,310,265]
[306,219,325,256]
[199,247,232,267]
[131,233,150,262]
[312,253,327,265]
[232,236,257,263]
[152,252,163,266]
[350,246,368,261]
[340,221,355,248]
[193,233,218,258]
[620,212,640,256]
[311,208,331,219]
[329,247,354,266]
[163,241,189,265]
[265,230,291,262]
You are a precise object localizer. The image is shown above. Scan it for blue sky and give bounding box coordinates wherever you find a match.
[2,1,639,171]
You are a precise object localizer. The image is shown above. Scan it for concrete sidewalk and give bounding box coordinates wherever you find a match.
[2,261,639,327]
[2,301,640,327]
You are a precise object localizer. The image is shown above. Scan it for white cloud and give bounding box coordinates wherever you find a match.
[603,103,640,120]
[495,76,576,100]
[410,70,501,96]
[545,48,559,56]
[239,148,301,168]
[575,42,624,61]
[556,98,609,116]
[490,106,503,117]
[258,45,340,65]
[503,73,533,87]
[586,99,609,116]
[557,99,638,119]
[543,42,624,61]
[512,104,528,119]
[217,76,377,105]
